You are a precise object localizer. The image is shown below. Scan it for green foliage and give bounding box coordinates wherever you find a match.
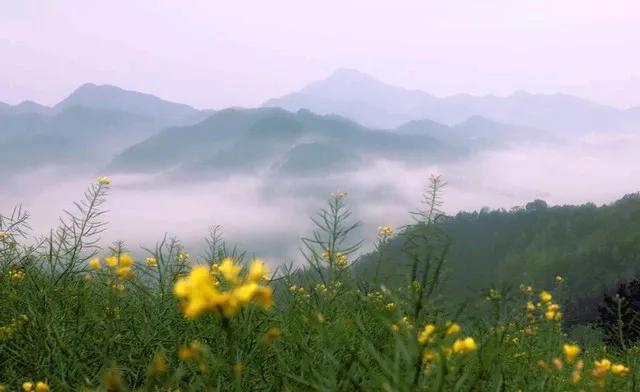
[0,181,639,391]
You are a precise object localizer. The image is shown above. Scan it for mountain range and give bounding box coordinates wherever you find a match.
[265,68,640,133]
[2,69,636,179]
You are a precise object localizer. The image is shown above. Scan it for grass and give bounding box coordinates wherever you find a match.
[0,176,637,391]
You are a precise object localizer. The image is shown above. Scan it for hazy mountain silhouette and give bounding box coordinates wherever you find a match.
[54,83,198,122]
[0,100,53,116]
[108,107,464,178]
[0,106,160,170]
[265,69,640,133]
[395,116,547,149]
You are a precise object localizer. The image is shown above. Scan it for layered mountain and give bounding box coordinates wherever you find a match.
[108,107,465,177]
[54,83,199,123]
[0,100,53,116]
[395,116,547,149]
[0,106,159,170]
[264,69,640,133]
[0,84,217,174]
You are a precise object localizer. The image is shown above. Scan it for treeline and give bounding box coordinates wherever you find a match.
[357,192,640,324]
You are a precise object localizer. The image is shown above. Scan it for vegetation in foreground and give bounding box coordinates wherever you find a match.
[0,176,638,391]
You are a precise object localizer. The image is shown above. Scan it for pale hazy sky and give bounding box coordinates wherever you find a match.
[1,0,640,109]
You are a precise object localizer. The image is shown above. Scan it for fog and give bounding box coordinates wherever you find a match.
[2,133,640,268]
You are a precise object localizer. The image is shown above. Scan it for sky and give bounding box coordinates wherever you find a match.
[1,0,640,109]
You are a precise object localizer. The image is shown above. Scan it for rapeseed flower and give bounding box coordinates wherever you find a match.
[611,363,630,376]
[418,324,436,344]
[119,253,134,267]
[35,382,49,392]
[539,291,552,303]
[116,266,134,279]
[88,258,102,270]
[446,322,461,335]
[97,176,111,186]
[105,256,118,268]
[174,259,272,319]
[22,382,33,392]
[452,337,477,354]
[145,257,157,267]
[219,258,241,284]
[593,358,611,378]
[563,344,581,364]
[377,225,393,238]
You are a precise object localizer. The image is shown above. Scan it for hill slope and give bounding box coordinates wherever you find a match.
[108,107,464,177]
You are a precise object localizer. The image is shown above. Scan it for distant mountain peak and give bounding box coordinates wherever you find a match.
[324,68,381,83]
[55,83,196,120]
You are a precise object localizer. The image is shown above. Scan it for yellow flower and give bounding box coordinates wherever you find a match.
[418,324,436,344]
[593,359,611,378]
[332,190,347,199]
[97,176,111,186]
[539,291,552,303]
[422,349,437,363]
[119,253,134,268]
[611,363,630,376]
[563,344,581,364]
[545,310,562,321]
[88,257,102,270]
[174,264,272,319]
[385,302,396,311]
[219,258,241,284]
[555,275,563,283]
[178,340,203,361]
[263,327,282,343]
[452,337,478,354]
[552,357,563,370]
[145,257,158,267]
[116,266,134,279]
[335,252,349,268]
[526,301,536,311]
[248,259,268,282]
[9,269,26,282]
[0,231,6,240]
[177,251,189,263]
[446,322,461,335]
[22,382,34,392]
[105,256,118,268]
[572,360,584,383]
[377,225,394,237]
[150,352,167,376]
[35,382,49,392]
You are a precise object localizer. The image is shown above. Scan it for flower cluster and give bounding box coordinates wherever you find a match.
[90,253,136,280]
[145,257,158,267]
[377,225,394,238]
[537,343,630,388]
[321,250,349,268]
[21,381,49,392]
[179,340,208,372]
[177,251,190,264]
[96,176,111,186]
[417,321,477,365]
[0,314,29,342]
[391,316,413,331]
[174,258,272,319]
[331,190,347,199]
[523,287,562,322]
[8,269,25,282]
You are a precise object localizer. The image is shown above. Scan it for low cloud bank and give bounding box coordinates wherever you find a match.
[2,132,640,266]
